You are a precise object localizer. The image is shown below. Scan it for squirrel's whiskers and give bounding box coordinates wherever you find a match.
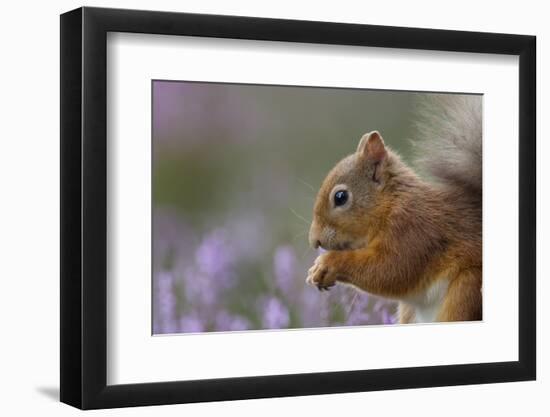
[297,178,317,194]
[288,207,311,226]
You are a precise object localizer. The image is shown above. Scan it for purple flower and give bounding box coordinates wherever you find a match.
[382,309,397,325]
[181,228,238,312]
[179,314,205,333]
[214,311,251,332]
[260,296,290,329]
[273,245,297,297]
[195,229,235,285]
[345,291,371,325]
[183,268,218,309]
[373,298,388,313]
[300,286,331,327]
[152,208,399,334]
[153,271,179,334]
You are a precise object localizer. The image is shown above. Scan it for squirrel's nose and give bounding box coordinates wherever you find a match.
[308,234,320,249]
[309,221,322,249]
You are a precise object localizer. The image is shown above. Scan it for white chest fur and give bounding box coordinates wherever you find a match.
[402,278,450,323]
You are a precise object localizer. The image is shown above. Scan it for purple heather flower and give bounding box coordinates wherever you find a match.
[348,312,371,326]
[214,311,251,332]
[260,296,290,329]
[152,208,399,334]
[273,245,297,297]
[335,287,373,326]
[183,268,218,309]
[382,309,396,325]
[373,298,388,313]
[181,228,238,312]
[347,306,371,326]
[300,286,332,328]
[179,313,205,333]
[154,271,178,334]
[195,229,236,289]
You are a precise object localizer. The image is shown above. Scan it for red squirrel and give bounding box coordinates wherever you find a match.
[306,95,482,323]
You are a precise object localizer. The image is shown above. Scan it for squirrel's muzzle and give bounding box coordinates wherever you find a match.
[308,220,322,249]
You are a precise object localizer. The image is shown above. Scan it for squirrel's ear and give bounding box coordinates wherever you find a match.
[357,131,387,163]
[357,131,387,182]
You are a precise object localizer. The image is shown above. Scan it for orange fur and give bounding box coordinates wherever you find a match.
[307,129,482,323]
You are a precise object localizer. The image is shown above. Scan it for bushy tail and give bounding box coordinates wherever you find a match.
[413,94,482,196]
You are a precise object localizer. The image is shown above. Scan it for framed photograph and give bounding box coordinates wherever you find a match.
[60,6,536,409]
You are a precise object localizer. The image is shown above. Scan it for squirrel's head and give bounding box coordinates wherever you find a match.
[309,131,398,251]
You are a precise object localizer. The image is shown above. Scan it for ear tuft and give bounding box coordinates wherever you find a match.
[357,131,387,163]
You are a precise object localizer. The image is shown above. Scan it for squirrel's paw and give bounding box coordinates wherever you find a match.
[306,254,337,291]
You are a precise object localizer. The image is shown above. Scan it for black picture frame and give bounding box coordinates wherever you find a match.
[60,6,536,410]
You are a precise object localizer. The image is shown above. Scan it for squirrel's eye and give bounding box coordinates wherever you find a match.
[334,190,349,207]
